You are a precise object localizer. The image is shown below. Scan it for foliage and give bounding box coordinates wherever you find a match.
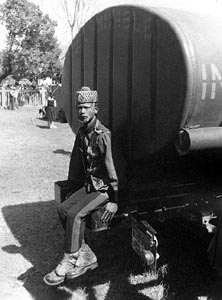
[55,0,98,43]
[61,0,88,41]
[0,51,3,78]
[0,0,62,83]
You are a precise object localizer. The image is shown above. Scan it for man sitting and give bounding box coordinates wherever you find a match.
[43,86,118,286]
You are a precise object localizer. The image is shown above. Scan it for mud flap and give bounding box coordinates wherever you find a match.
[131,215,158,273]
[208,215,222,275]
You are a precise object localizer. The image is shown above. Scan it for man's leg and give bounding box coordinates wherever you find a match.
[64,188,108,253]
[44,188,108,285]
[57,187,88,231]
[43,188,85,286]
[64,189,109,279]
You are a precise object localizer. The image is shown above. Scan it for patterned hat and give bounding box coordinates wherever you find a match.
[75,86,98,104]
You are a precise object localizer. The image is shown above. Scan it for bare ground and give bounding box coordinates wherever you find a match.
[0,106,222,300]
[0,107,164,300]
[0,106,74,299]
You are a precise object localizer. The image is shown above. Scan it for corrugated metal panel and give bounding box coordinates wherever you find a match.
[62,5,222,160]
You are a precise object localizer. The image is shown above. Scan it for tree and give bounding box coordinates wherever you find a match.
[0,51,3,78]
[53,0,98,43]
[0,0,62,82]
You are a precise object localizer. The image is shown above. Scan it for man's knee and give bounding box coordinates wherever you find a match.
[67,209,81,223]
[57,201,81,222]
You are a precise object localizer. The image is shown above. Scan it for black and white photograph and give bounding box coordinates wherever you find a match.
[1,0,222,299]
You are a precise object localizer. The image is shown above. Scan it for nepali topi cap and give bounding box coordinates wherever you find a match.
[76,86,98,104]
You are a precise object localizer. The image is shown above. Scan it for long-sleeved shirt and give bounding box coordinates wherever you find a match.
[68,117,118,203]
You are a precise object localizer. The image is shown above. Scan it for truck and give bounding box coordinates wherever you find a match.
[58,2,222,274]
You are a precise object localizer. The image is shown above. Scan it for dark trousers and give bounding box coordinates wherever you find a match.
[57,187,109,253]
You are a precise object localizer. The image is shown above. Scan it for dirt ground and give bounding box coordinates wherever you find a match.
[0,106,74,299]
[1,106,222,300]
[0,107,164,300]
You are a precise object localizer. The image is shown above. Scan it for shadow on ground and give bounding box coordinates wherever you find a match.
[53,149,71,156]
[2,201,158,300]
[36,125,50,129]
[2,202,222,300]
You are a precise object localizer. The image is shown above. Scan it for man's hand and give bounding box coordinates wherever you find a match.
[101,202,118,223]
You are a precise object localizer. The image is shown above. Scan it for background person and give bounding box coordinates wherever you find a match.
[45,92,57,128]
[43,86,118,286]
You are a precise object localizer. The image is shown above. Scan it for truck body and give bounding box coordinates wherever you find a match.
[60,2,222,272]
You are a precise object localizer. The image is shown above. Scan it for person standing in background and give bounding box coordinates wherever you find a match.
[46,92,57,128]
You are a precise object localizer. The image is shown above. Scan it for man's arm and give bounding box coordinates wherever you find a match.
[98,131,119,222]
[98,131,118,200]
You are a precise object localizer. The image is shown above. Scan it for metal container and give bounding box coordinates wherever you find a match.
[131,214,158,272]
[87,206,110,232]
[54,180,71,204]
[62,4,222,160]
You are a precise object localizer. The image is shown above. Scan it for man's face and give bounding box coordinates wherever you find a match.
[76,102,97,124]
